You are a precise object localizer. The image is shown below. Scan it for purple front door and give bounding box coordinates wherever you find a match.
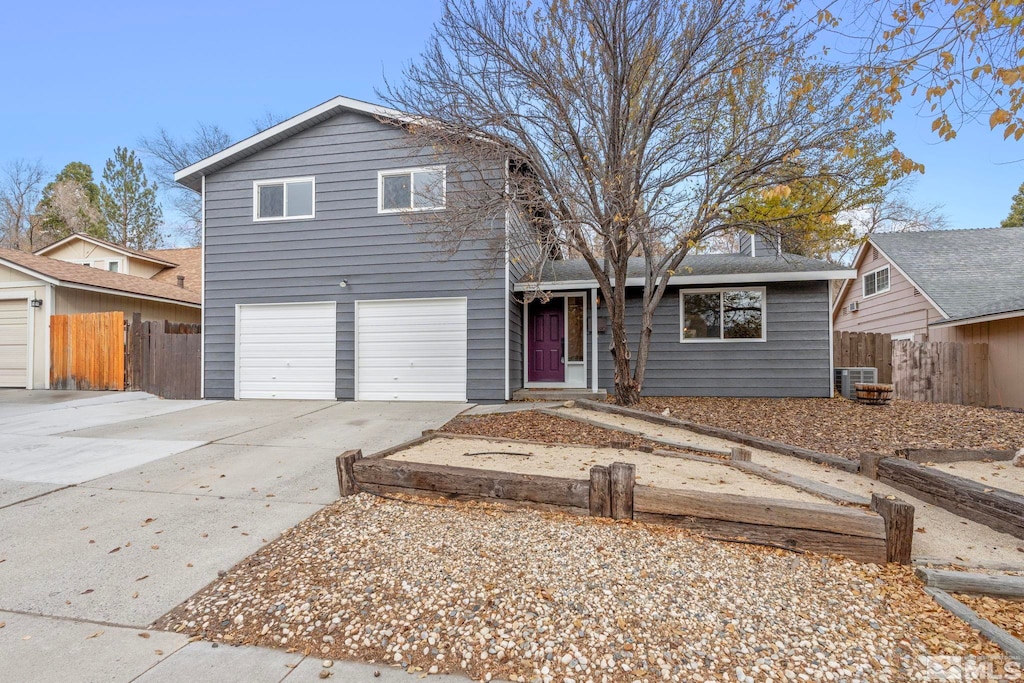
[528,300,564,383]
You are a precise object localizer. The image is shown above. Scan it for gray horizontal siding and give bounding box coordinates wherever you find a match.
[203,110,507,401]
[596,281,831,397]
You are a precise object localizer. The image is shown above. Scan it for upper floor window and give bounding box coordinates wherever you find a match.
[863,265,890,298]
[378,166,445,213]
[680,288,765,342]
[254,177,315,221]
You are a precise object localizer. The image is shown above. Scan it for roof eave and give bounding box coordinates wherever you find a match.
[515,269,857,292]
[174,96,411,190]
[929,308,1024,328]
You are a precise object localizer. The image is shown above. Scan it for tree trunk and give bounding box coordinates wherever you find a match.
[608,284,641,406]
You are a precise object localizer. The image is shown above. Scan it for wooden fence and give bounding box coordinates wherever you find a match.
[833,331,892,383]
[50,312,125,391]
[127,313,201,399]
[891,340,989,407]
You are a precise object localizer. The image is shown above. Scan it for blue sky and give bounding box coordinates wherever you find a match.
[1,0,1021,244]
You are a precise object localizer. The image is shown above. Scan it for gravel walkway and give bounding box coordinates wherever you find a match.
[635,397,1024,459]
[158,494,1001,682]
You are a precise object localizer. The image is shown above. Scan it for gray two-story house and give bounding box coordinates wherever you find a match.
[176,96,854,403]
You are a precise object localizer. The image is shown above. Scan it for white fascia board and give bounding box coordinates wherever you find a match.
[34,233,177,266]
[514,269,857,292]
[174,96,411,186]
[869,241,949,319]
[929,309,1024,328]
[0,258,60,286]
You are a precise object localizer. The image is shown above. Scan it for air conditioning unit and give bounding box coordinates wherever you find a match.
[834,367,878,399]
[848,301,860,313]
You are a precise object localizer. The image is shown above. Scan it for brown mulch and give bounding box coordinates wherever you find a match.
[440,411,692,454]
[633,396,1024,460]
[954,593,1024,641]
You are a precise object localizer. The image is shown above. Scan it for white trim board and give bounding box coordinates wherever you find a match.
[376,166,447,214]
[678,286,767,343]
[252,176,316,222]
[522,291,590,389]
[515,269,855,292]
[34,233,177,266]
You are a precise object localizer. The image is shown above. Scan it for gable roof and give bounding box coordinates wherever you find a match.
[35,233,179,267]
[174,96,409,191]
[145,247,202,294]
[515,254,855,291]
[867,227,1024,323]
[0,247,201,306]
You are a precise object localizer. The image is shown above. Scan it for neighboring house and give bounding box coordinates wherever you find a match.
[34,233,202,294]
[175,95,855,403]
[0,248,201,389]
[833,227,1024,408]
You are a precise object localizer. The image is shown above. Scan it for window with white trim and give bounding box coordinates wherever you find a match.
[254,177,315,221]
[378,167,445,212]
[863,265,890,297]
[680,288,765,341]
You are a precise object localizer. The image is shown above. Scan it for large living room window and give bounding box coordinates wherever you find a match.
[378,166,446,213]
[680,288,765,342]
[863,265,890,298]
[254,177,315,221]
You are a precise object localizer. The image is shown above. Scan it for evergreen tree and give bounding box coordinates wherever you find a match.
[35,162,108,242]
[1001,182,1024,227]
[100,147,164,250]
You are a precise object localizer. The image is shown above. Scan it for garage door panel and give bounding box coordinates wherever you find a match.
[237,303,336,400]
[0,299,28,388]
[356,298,467,402]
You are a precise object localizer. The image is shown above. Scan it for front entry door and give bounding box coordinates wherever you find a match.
[528,300,564,383]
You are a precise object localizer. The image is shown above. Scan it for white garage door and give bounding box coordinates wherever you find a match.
[356,297,467,402]
[0,299,29,388]
[236,302,336,400]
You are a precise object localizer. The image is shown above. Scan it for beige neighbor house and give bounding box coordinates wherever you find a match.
[0,234,201,390]
[833,227,1024,409]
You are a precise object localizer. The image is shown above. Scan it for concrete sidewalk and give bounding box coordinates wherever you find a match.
[0,393,468,682]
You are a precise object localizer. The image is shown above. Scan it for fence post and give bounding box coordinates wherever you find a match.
[871,493,915,564]
[589,465,611,517]
[609,462,635,520]
[336,449,363,496]
[730,447,752,462]
[860,452,884,480]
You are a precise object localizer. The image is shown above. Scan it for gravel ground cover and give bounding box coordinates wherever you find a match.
[440,412,703,456]
[952,594,1024,641]
[634,397,1024,460]
[158,494,1002,682]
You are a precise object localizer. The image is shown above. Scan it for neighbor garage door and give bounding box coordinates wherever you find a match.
[0,299,29,388]
[236,302,336,400]
[356,297,467,401]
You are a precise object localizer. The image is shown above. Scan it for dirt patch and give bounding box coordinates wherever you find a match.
[926,460,1024,496]
[388,436,825,502]
[440,411,701,455]
[156,495,1001,682]
[954,594,1024,641]
[634,397,1024,460]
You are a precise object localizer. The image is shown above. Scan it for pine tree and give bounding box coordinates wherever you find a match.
[100,147,164,250]
[1001,182,1024,227]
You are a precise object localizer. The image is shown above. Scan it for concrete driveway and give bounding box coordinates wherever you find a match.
[0,391,468,682]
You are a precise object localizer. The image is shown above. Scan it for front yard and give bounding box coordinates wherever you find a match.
[635,397,1024,459]
[158,495,1001,682]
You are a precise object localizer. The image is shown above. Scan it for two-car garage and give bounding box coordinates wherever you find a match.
[235,297,468,402]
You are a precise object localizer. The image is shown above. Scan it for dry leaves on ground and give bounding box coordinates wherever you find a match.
[635,397,1024,459]
[440,411,690,454]
[157,495,1002,683]
[954,594,1024,641]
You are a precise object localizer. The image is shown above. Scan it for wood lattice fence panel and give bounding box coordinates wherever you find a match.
[833,331,892,383]
[891,340,990,407]
[49,311,125,391]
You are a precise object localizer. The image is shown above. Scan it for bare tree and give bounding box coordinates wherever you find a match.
[384,0,891,404]
[139,124,232,246]
[37,179,104,245]
[250,111,285,134]
[835,186,947,264]
[0,160,46,251]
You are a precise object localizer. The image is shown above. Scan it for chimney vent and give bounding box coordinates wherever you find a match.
[177,275,185,288]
